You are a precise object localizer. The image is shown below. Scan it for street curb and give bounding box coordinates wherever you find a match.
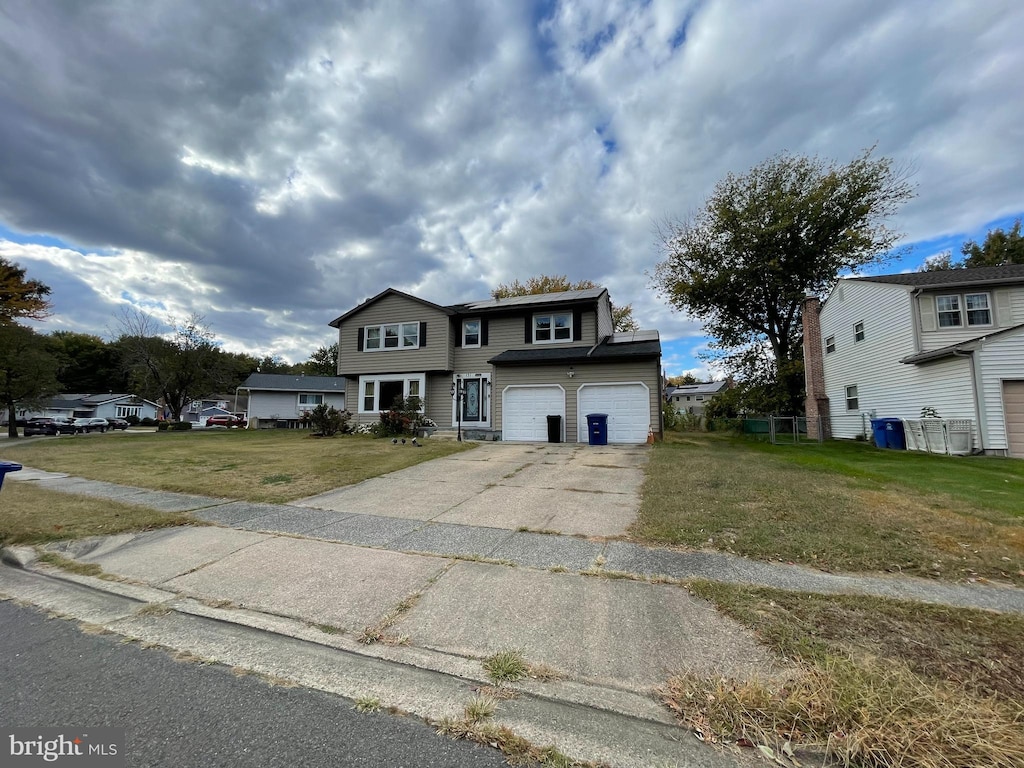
[0,558,736,768]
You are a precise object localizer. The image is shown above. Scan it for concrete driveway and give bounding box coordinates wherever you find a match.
[295,442,649,537]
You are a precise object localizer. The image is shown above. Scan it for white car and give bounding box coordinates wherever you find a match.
[73,417,109,433]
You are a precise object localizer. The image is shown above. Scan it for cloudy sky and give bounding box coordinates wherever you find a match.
[2,0,1022,377]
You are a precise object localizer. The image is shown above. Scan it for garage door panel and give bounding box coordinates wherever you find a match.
[577,383,650,444]
[503,386,565,442]
[1005,381,1024,458]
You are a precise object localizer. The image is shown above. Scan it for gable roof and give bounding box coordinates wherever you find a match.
[851,264,1024,289]
[329,288,454,328]
[241,373,346,392]
[899,322,1024,364]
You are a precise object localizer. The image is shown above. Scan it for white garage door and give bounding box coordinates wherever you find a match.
[577,383,650,444]
[1004,381,1024,458]
[502,386,565,442]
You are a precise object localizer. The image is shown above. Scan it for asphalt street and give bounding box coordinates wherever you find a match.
[0,600,509,768]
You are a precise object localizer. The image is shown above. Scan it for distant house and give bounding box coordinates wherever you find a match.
[11,393,161,423]
[803,265,1024,457]
[665,380,731,417]
[183,394,249,425]
[239,373,347,428]
[329,287,663,443]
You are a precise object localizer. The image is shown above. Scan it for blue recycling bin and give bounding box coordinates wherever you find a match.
[586,413,608,446]
[870,418,904,449]
[0,461,23,491]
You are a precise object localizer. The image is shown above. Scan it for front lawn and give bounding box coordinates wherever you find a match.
[0,430,472,504]
[636,432,1024,583]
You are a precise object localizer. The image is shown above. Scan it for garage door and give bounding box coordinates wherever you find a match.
[1004,381,1024,458]
[577,383,650,444]
[502,386,565,442]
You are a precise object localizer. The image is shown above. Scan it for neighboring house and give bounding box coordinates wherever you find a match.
[665,380,731,416]
[329,287,662,444]
[183,394,248,425]
[239,373,347,428]
[803,264,1024,457]
[11,393,160,422]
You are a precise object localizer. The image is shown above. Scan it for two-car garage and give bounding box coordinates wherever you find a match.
[500,382,651,444]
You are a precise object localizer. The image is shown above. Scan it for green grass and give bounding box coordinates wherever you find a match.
[0,430,472,503]
[0,482,201,546]
[635,432,1024,582]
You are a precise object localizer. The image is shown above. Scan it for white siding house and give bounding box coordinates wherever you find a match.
[240,374,347,428]
[805,265,1024,456]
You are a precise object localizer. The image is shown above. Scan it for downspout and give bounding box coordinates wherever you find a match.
[953,350,986,452]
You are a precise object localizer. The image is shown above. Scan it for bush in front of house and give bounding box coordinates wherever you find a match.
[379,396,424,436]
[126,414,141,425]
[306,404,352,437]
[140,417,158,427]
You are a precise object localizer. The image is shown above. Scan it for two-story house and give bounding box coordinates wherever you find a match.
[803,264,1024,457]
[665,380,731,416]
[329,287,662,443]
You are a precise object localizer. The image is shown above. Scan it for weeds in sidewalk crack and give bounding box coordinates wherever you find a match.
[358,591,420,645]
[353,695,382,713]
[36,552,103,577]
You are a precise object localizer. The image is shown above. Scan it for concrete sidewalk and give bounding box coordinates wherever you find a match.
[5,457,1024,767]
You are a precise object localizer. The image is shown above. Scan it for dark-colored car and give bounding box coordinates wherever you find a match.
[107,418,130,430]
[73,417,109,433]
[24,417,77,436]
[206,415,246,428]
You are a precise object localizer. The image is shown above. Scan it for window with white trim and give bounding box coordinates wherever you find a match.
[115,405,141,419]
[364,322,420,351]
[845,385,859,411]
[533,313,572,343]
[854,321,865,342]
[936,295,962,327]
[462,319,480,348]
[965,293,991,326]
[298,393,324,408]
[825,335,835,354]
[357,374,426,413]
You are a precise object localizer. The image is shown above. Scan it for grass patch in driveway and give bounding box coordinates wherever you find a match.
[666,581,1024,768]
[635,432,1024,582]
[0,430,472,504]
[0,482,199,546]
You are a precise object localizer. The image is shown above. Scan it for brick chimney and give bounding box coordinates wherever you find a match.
[802,296,831,439]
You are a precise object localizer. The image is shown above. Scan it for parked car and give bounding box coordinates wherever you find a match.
[107,418,130,430]
[24,417,77,436]
[73,417,109,433]
[206,415,246,428]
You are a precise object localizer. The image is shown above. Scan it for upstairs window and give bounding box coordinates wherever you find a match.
[854,322,865,342]
[937,295,962,328]
[364,322,420,351]
[534,313,572,343]
[965,293,991,326]
[463,319,480,348]
[825,336,836,354]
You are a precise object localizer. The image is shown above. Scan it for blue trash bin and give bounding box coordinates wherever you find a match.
[586,413,608,446]
[884,419,906,450]
[870,418,888,448]
[0,461,23,491]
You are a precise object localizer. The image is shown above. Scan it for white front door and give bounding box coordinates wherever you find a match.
[453,373,491,428]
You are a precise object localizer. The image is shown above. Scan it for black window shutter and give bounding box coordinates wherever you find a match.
[454,320,462,347]
[357,327,364,352]
[524,316,532,344]
[420,321,427,347]
[481,318,489,346]
[573,310,583,341]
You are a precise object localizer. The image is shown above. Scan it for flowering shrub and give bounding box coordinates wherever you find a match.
[379,396,426,436]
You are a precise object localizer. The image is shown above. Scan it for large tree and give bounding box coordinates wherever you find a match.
[116,309,233,421]
[491,274,639,332]
[1,256,52,324]
[0,324,60,437]
[47,331,128,393]
[653,147,914,413]
[922,219,1024,271]
[303,343,339,376]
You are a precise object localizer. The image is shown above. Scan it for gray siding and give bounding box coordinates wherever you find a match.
[918,286,1024,351]
[493,360,660,443]
[249,391,346,420]
[338,294,451,375]
[452,310,599,372]
[426,374,455,427]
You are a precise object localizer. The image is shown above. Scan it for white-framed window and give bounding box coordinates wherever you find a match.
[462,319,481,348]
[364,322,420,351]
[854,321,865,342]
[845,385,859,411]
[825,336,836,354]
[533,312,572,343]
[116,405,142,418]
[298,393,324,408]
[936,295,962,328]
[965,293,991,326]
[357,374,426,413]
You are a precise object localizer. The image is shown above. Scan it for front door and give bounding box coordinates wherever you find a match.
[453,374,490,427]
